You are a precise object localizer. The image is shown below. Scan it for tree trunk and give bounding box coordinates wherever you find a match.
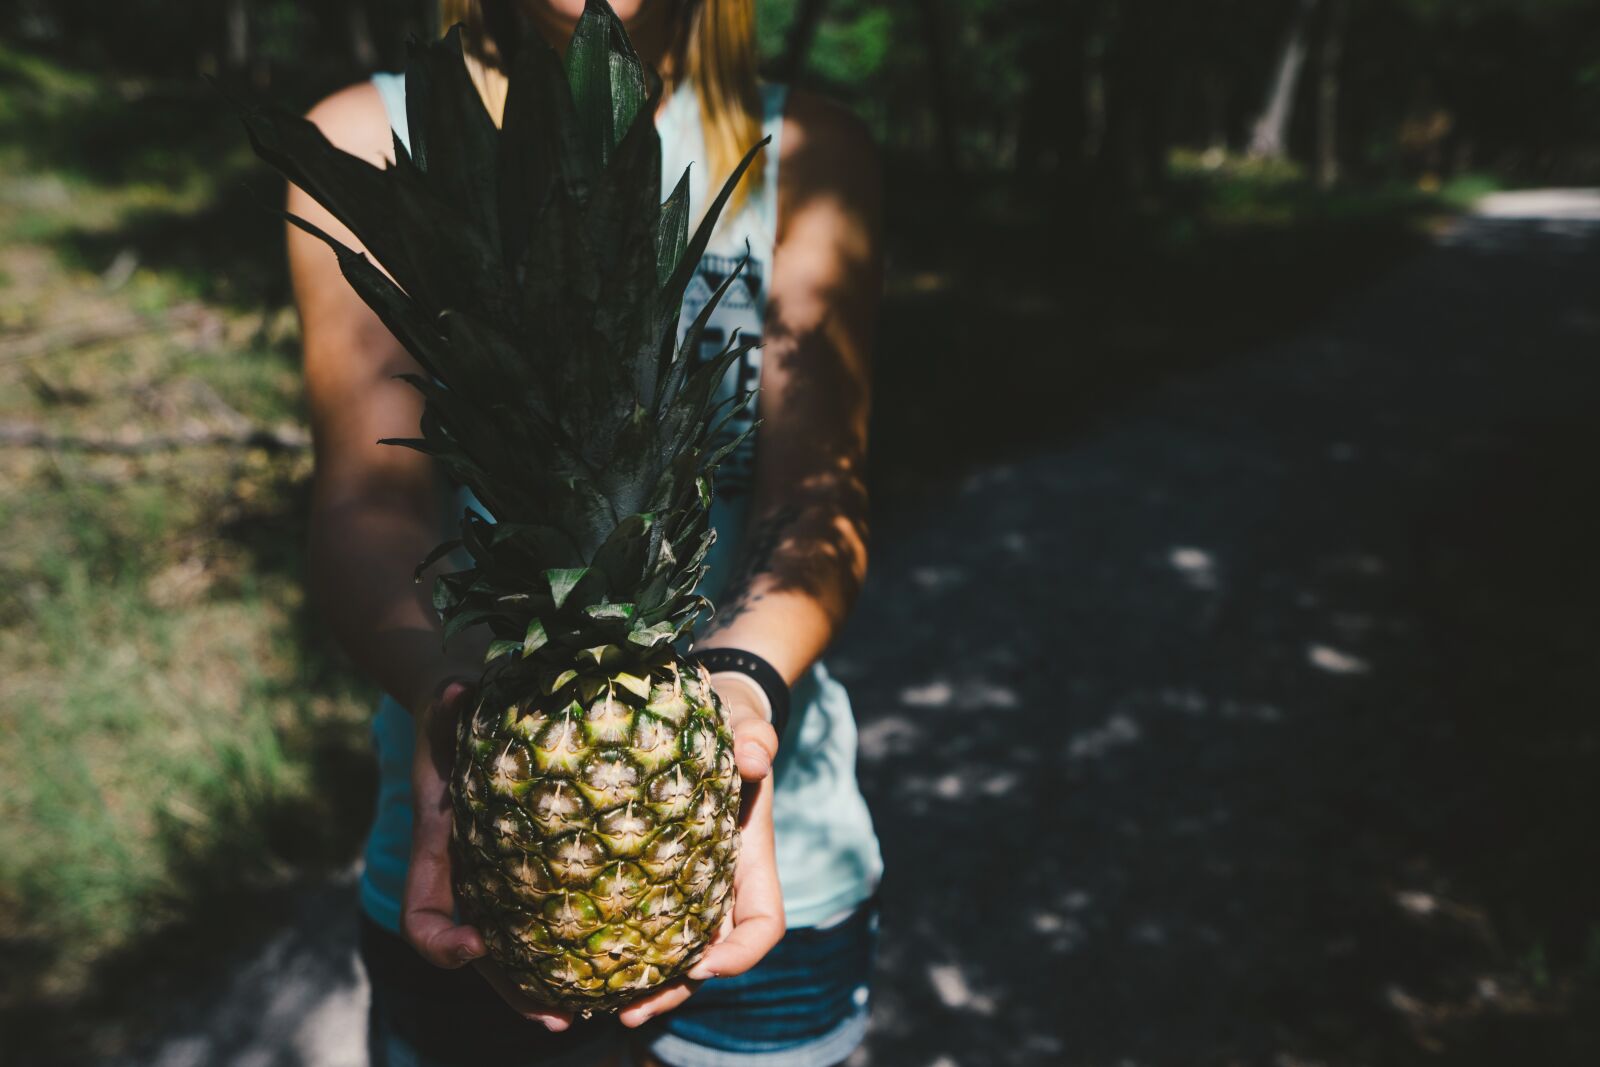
[778,0,829,82]
[1084,38,1106,162]
[1315,0,1348,187]
[347,0,379,69]
[1201,66,1228,153]
[1248,0,1319,160]
[1017,0,1089,177]
[224,0,251,71]
[1094,0,1176,196]
[915,0,962,179]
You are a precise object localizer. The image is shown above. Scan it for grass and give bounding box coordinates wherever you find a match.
[0,43,374,1057]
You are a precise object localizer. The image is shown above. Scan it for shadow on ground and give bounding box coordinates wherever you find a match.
[0,53,311,309]
[0,466,378,1066]
[832,199,1600,1065]
[66,197,1600,1067]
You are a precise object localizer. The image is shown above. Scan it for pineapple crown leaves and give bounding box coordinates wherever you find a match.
[224,0,769,662]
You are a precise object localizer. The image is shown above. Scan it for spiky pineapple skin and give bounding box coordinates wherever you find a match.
[451,654,739,1013]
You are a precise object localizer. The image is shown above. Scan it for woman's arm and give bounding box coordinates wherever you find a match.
[698,90,881,691]
[292,87,571,1025]
[619,93,883,1031]
[289,84,485,714]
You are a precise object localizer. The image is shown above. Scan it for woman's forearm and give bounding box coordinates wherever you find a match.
[309,486,483,714]
[697,500,867,685]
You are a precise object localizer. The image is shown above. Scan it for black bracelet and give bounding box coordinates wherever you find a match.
[688,647,791,743]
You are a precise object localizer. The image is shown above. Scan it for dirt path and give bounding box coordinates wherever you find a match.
[841,190,1600,1066]
[124,192,1600,1066]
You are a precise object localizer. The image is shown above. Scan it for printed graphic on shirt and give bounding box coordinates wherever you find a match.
[678,251,764,500]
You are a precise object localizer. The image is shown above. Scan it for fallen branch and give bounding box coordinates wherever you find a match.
[0,303,228,367]
[0,314,147,366]
[0,419,310,454]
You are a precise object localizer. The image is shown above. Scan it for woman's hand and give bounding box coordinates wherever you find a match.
[614,684,786,1028]
[399,675,577,1031]
[398,674,783,1031]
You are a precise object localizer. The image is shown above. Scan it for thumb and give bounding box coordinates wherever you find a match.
[402,675,485,969]
[728,703,780,781]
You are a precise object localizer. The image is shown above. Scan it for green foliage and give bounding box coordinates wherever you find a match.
[753,0,1600,185]
[807,5,894,86]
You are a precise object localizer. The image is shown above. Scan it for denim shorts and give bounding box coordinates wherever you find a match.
[361,896,878,1067]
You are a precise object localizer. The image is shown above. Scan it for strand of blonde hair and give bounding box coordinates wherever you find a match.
[438,0,764,219]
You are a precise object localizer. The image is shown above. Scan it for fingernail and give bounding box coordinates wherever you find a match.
[687,965,716,980]
[456,947,479,964]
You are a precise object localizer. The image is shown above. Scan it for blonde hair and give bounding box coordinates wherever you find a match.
[439,0,764,217]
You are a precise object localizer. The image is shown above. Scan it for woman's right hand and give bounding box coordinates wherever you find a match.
[399,675,576,1031]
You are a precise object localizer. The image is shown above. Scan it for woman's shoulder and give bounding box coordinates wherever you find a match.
[774,89,880,228]
[302,80,396,166]
[778,88,877,168]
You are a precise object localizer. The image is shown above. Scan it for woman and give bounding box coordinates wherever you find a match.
[287,1,883,1064]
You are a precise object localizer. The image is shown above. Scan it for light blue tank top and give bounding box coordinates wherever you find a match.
[362,71,882,932]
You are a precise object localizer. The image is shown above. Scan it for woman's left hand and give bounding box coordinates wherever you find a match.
[616,688,785,1028]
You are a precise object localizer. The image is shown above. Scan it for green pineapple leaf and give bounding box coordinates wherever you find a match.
[228,0,766,667]
[546,568,590,610]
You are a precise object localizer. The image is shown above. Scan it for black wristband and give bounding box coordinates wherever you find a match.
[688,647,791,743]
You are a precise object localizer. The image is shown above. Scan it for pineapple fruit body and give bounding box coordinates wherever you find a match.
[453,653,740,1010]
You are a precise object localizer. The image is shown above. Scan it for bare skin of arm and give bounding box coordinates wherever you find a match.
[697,90,880,701]
[290,83,485,715]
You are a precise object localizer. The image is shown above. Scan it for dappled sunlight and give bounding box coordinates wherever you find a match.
[897,677,1018,711]
[910,564,967,590]
[1153,686,1284,723]
[1167,545,1218,590]
[1307,642,1371,675]
[898,679,952,708]
[1472,189,1600,220]
[926,963,998,1016]
[1437,214,1600,253]
[854,714,921,761]
[1065,713,1141,761]
[1030,910,1088,955]
[839,193,1600,1064]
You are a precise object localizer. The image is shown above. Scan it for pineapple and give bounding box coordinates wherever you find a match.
[230,0,766,1013]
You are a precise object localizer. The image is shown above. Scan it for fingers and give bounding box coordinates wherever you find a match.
[617,978,699,1029]
[727,704,779,782]
[688,779,784,980]
[411,679,475,814]
[474,959,574,1031]
[687,901,785,981]
[402,678,482,970]
[401,901,485,969]
[421,679,475,778]
[400,775,484,969]
[402,679,572,1029]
